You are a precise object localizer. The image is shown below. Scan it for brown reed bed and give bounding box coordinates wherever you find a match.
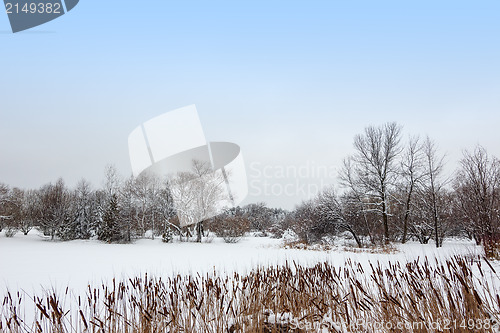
[1,255,499,332]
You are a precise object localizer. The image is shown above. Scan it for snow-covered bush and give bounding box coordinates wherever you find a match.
[162,228,173,243]
[4,227,17,238]
[282,228,299,245]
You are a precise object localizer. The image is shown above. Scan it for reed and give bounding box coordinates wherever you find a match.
[2,255,499,332]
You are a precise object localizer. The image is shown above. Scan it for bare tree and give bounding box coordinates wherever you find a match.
[315,188,362,247]
[2,187,23,236]
[0,183,12,231]
[244,203,273,235]
[38,179,70,240]
[4,187,38,236]
[147,174,163,239]
[399,136,425,243]
[208,207,250,243]
[120,176,137,242]
[339,158,376,244]
[340,122,402,244]
[282,188,362,246]
[454,146,500,253]
[103,164,121,199]
[288,200,317,244]
[133,173,152,237]
[19,189,38,235]
[419,137,447,248]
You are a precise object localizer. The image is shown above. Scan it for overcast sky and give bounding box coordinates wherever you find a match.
[1,0,499,209]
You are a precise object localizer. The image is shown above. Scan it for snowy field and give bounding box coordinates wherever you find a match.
[0,230,490,298]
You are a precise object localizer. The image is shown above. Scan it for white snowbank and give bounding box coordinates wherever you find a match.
[0,230,487,298]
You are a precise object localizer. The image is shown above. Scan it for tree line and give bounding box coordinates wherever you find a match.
[1,122,499,253]
[0,165,286,243]
[284,122,500,255]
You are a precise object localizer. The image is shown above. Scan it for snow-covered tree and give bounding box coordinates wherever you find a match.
[103,165,121,198]
[133,173,151,237]
[398,136,426,243]
[288,200,317,244]
[38,179,70,240]
[98,166,126,242]
[59,179,95,240]
[454,146,500,253]
[18,189,38,235]
[119,176,137,242]
[339,122,402,244]
[0,183,12,231]
[416,137,448,247]
[154,179,177,239]
[169,160,229,242]
[315,188,362,247]
[98,193,122,243]
[2,186,22,236]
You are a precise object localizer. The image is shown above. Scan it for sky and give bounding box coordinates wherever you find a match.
[1,0,499,209]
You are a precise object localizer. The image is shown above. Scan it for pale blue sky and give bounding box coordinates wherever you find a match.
[1,0,499,208]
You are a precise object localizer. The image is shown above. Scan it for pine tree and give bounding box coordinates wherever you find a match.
[98,194,122,243]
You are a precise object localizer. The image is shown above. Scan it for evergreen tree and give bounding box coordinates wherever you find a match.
[98,194,122,242]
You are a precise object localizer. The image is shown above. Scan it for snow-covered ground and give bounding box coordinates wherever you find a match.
[0,230,489,298]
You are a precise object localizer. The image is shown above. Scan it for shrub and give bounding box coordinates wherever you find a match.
[161,228,173,243]
[4,227,16,238]
[212,215,250,243]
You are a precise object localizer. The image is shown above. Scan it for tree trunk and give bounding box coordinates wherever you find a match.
[382,202,389,245]
[432,197,440,248]
[151,212,155,240]
[434,219,440,247]
[381,183,390,245]
[196,222,202,243]
[402,184,414,244]
[349,229,362,248]
[358,199,374,245]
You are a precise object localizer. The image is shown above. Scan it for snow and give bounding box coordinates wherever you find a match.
[0,230,489,299]
[3,230,500,330]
